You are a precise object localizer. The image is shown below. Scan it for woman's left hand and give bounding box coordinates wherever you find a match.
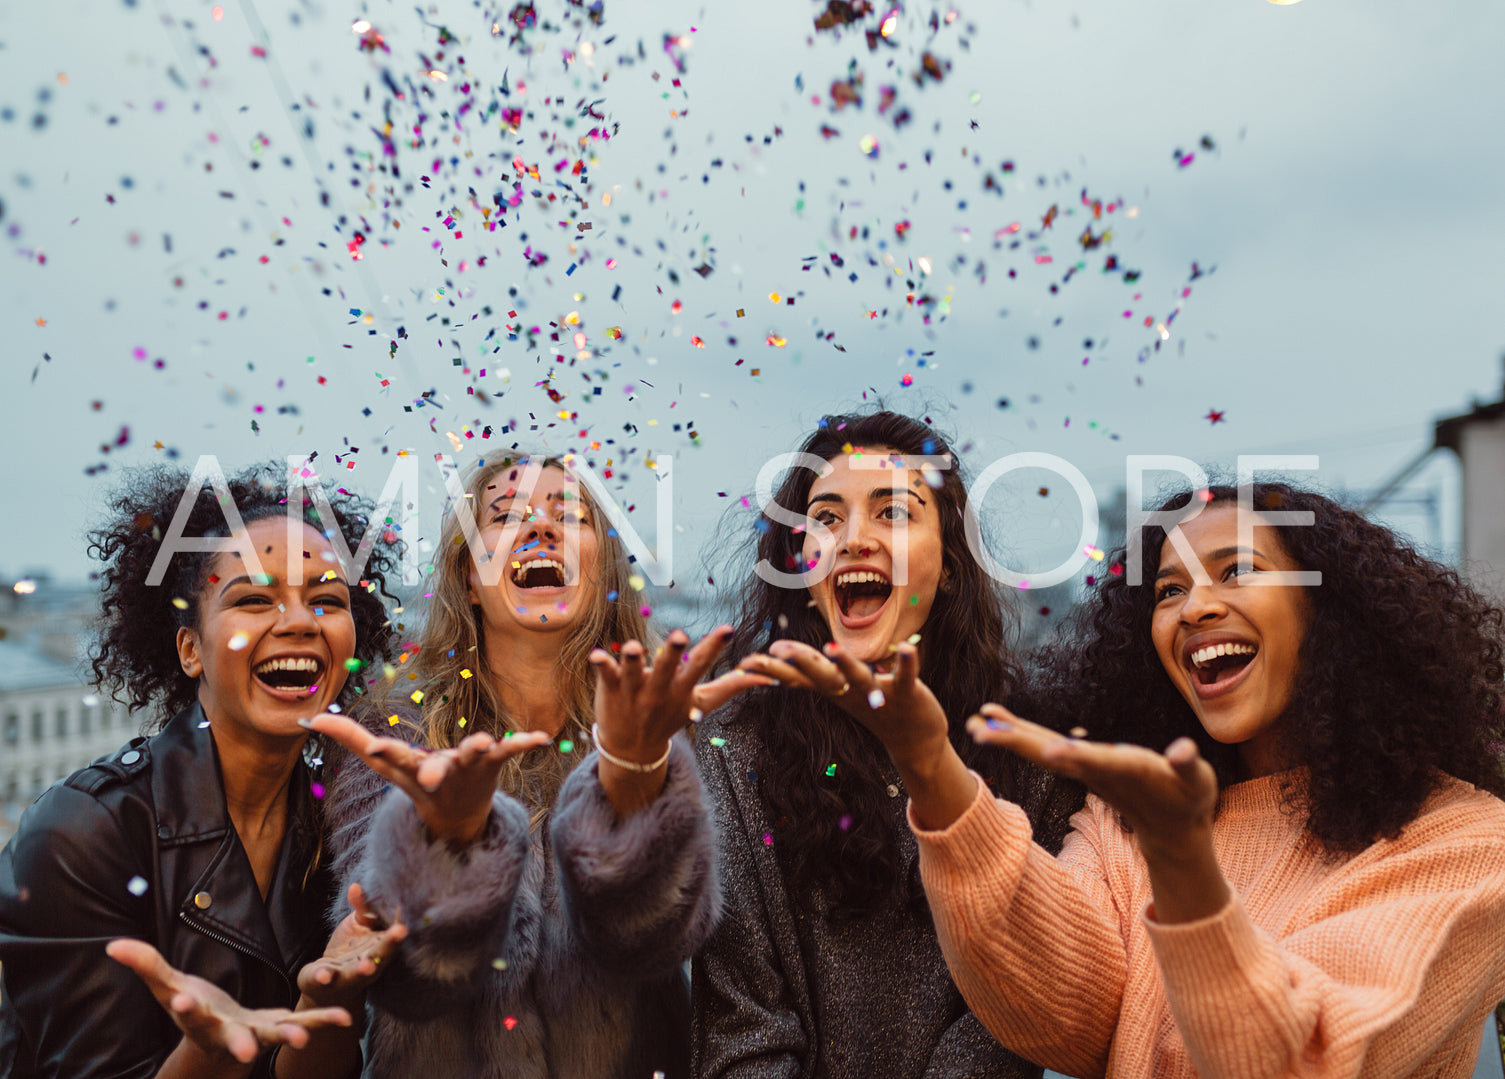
[968,704,1230,922]
[296,883,407,1011]
[106,939,350,1064]
[590,626,739,767]
[737,639,950,771]
[736,639,979,828]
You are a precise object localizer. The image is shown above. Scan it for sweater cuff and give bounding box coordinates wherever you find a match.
[1141,891,1267,984]
[356,787,530,982]
[910,771,1036,887]
[551,735,721,971]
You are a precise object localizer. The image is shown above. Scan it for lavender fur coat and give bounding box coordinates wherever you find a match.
[323,734,720,1079]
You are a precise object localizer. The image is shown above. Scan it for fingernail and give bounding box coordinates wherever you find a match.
[987,718,1012,731]
[297,717,316,730]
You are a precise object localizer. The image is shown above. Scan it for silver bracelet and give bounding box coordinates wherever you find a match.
[591,723,672,773]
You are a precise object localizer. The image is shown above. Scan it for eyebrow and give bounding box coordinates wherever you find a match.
[807,487,927,511]
[486,489,577,513]
[1154,545,1266,581]
[218,573,351,596]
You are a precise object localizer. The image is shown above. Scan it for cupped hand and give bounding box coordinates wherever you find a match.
[297,882,408,1010]
[590,626,753,767]
[737,639,951,772]
[968,704,1220,856]
[107,938,349,1065]
[306,714,551,845]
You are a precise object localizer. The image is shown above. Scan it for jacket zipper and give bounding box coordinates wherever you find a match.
[178,910,296,1000]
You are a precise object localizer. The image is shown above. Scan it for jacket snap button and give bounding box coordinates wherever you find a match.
[193,892,212,909]
[121,750,141,765]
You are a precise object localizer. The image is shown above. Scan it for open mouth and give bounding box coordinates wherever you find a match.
[512,557,569,590]
[834,569,892,621]
[1187,642,1257,688]
[253,656,324,693]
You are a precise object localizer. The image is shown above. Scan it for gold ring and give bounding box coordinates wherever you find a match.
[836,682,851,696]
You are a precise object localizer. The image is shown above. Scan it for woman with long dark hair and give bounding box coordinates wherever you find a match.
[787,481,1505,1077]
[0,463,404,1079]
[692,410,1080,1079]
[310,453,756,1078]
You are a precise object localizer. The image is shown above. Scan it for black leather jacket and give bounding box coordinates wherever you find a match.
[0,703,335,1079]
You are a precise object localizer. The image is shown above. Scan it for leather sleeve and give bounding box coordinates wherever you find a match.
[0,783,174,1079]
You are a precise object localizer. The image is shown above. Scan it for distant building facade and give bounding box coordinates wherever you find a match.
[0,578,140,845]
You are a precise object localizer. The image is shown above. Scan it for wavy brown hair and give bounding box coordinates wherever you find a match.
[718,410,1035,916]
[1038,482,1505,854]
[87,462,400,729]
[399,454,652,823]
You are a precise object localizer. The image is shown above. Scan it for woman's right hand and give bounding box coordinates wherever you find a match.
[306,715,550,845]
[106,938,349,1066]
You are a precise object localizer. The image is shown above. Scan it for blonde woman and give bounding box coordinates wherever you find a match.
[311,455,760,1079]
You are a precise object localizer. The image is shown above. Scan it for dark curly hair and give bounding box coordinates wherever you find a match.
[1038,482,1505,854]
[719,410,1051,915]
[87,462,402,729]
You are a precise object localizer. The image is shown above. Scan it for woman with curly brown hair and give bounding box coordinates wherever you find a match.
[0,462,405,1079]
[773,481,1505,1078]
[692,410,1082,1079]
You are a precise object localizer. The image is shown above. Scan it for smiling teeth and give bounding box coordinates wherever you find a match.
[1190,643,1256,668]
[254,657,320,675]
[514,558,565,584]
[836,571,889,586]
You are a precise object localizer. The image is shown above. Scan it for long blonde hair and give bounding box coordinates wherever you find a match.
[410,454,652,823]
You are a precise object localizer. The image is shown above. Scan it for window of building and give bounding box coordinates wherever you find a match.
[31,709,43,744]
[3,711,17,746]
[55,705,68,740]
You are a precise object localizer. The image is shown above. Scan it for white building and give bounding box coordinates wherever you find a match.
[0,639,138,815]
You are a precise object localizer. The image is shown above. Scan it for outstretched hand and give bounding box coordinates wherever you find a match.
[296,882,407,1011]
[967,704,1219,849]
[736,639,979,829]
[107,938,349,1065]
[737,639,949,770]
[968,704,1230,922]
[306,714,550,845]
[590,626,752,767]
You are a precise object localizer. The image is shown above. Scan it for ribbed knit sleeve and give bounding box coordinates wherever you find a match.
[1144,794,1505,1079]
[911,777,1127,1079]
[915,771,1505,1079]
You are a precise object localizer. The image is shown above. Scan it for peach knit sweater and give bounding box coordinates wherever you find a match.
[911,772,1505,1078]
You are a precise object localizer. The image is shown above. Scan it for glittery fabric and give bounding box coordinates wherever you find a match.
[692,715,1047,1079]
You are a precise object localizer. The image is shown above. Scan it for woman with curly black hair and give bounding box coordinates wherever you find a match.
[0,462,405,1079]
[789,481,1505,1078]
[692,410,1082,1079]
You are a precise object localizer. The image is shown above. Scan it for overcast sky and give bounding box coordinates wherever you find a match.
[3,0,1502,590]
